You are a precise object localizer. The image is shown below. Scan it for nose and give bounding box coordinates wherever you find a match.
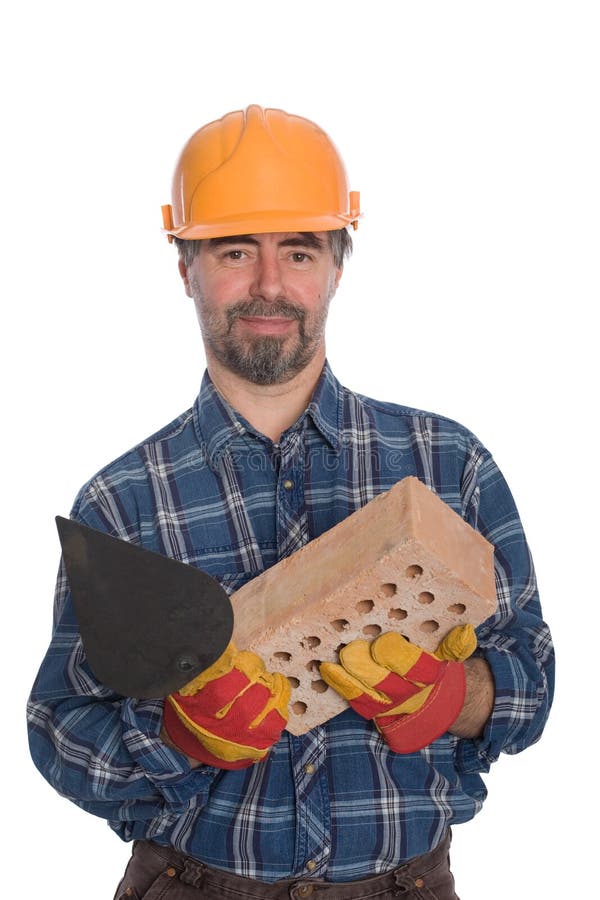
[248,250,285,302]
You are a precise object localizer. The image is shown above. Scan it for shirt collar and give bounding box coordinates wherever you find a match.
[193,360,343,470]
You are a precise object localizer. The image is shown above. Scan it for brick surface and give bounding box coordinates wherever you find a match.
[231,476,497,735]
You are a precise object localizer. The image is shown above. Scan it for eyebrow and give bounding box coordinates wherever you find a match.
[206,233,326,252]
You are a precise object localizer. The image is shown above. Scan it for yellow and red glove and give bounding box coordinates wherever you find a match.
[320,625,476,753]
[163,643,291,769]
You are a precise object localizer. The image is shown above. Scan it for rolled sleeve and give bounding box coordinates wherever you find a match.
[454,444,555,774]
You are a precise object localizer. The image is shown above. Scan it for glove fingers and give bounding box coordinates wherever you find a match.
[163,698,272,766]
[434,624,477,662]
[338,639,392,686]
[319,638,392,700]
[166,681,287,751]
[320,661,426,719]
[174,680,272,731]
[320,639,395,707]
[165,646,289,770]
[179,646,269,714]
[319,661,378,702]
[250,672,291,727]
[178,667,253,716]
[371,632,442,685]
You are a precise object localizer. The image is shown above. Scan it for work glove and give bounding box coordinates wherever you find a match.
[320,625,476,753]
[163,643,291,769]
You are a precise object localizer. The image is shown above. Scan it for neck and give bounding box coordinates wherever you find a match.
[206,350,326,443]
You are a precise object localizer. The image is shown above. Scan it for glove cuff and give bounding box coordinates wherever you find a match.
[376,661,466,754]
[162,700,266,770]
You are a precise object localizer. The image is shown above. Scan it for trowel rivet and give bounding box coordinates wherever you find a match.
[176,655,198,672]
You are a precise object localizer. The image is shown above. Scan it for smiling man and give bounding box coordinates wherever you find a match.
[28,106,554,900]
[180,231,342,428]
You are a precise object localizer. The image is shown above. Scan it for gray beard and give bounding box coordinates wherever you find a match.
[203,299,327,385]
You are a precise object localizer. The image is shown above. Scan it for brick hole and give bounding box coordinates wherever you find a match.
[448,603,466,614]
[301,635,321,649]
[355,599,375,614]
[305,659,322,674]
[388,607,408,620]
[362,624,382,637]
[287,676,300,689]
[331,618,350,632]
[420,620,440,633]
[273,651,292,662]
[335,642,347,655]
[380,583,397,597]
[292,701,307,715]
[405,565,423,579]
[418,592,435,605]
[310,679,329,694]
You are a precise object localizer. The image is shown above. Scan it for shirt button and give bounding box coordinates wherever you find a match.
[306,860,317,872]
[304,763,316,775]
[166,867,177,878]
[283,479,294,490]
[415,877,425,888]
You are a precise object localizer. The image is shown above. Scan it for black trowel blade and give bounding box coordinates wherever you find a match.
[55,516,234,698]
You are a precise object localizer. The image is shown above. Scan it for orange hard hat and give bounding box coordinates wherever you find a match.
[161,105,360,242]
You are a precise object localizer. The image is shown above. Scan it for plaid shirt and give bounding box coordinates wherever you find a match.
[28,362,554,882]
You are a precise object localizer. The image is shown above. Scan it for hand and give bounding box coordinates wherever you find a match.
[163,643,291,769]
[320,625,477,753]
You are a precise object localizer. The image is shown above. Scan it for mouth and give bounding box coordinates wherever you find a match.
[236,316,297,335]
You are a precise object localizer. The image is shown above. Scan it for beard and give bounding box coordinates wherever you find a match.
[199,297,329,386]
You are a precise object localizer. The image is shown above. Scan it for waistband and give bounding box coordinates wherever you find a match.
[131,831,452,899]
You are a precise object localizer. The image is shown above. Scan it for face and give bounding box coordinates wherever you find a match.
[180,232,342,385]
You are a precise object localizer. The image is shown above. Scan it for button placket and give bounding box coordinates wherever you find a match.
[290,730,331,878]
[276,429,308,560]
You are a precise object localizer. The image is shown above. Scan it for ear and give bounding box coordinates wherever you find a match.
[178,257,193,298]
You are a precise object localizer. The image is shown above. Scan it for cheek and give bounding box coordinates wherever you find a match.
[190,265,251,305]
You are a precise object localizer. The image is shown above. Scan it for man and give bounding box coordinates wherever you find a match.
[28,105,554,899]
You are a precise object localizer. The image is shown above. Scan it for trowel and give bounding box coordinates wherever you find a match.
[55,517,234,698]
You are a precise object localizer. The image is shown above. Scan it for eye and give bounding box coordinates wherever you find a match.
[225,249,246,260]
[290,252,310,263]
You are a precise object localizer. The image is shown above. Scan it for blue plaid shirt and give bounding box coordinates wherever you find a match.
[28,362,554,882]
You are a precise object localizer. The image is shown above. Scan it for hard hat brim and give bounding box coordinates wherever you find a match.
[164,210,359,241]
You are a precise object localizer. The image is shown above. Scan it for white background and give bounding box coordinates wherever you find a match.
[2,1,597,896]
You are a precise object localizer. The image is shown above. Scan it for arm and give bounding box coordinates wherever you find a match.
[27,495,220,839]
[320,439,552,759]
[453,441,554,772]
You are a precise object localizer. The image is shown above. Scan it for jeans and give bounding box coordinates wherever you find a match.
[114,831,458,900]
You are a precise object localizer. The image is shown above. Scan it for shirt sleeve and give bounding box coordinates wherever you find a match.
[454,439,555,774]
[27,483,220,841]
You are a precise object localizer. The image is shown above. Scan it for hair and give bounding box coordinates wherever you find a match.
[174,228,353,269]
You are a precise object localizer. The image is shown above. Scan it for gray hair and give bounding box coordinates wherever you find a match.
[174,228,353,269]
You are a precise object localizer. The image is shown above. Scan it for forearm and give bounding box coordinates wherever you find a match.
[449,657,495,739]
[454,442,554,765]
[28,609,217,820]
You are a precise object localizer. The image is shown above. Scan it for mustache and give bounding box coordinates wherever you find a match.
[226,299,305,327]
